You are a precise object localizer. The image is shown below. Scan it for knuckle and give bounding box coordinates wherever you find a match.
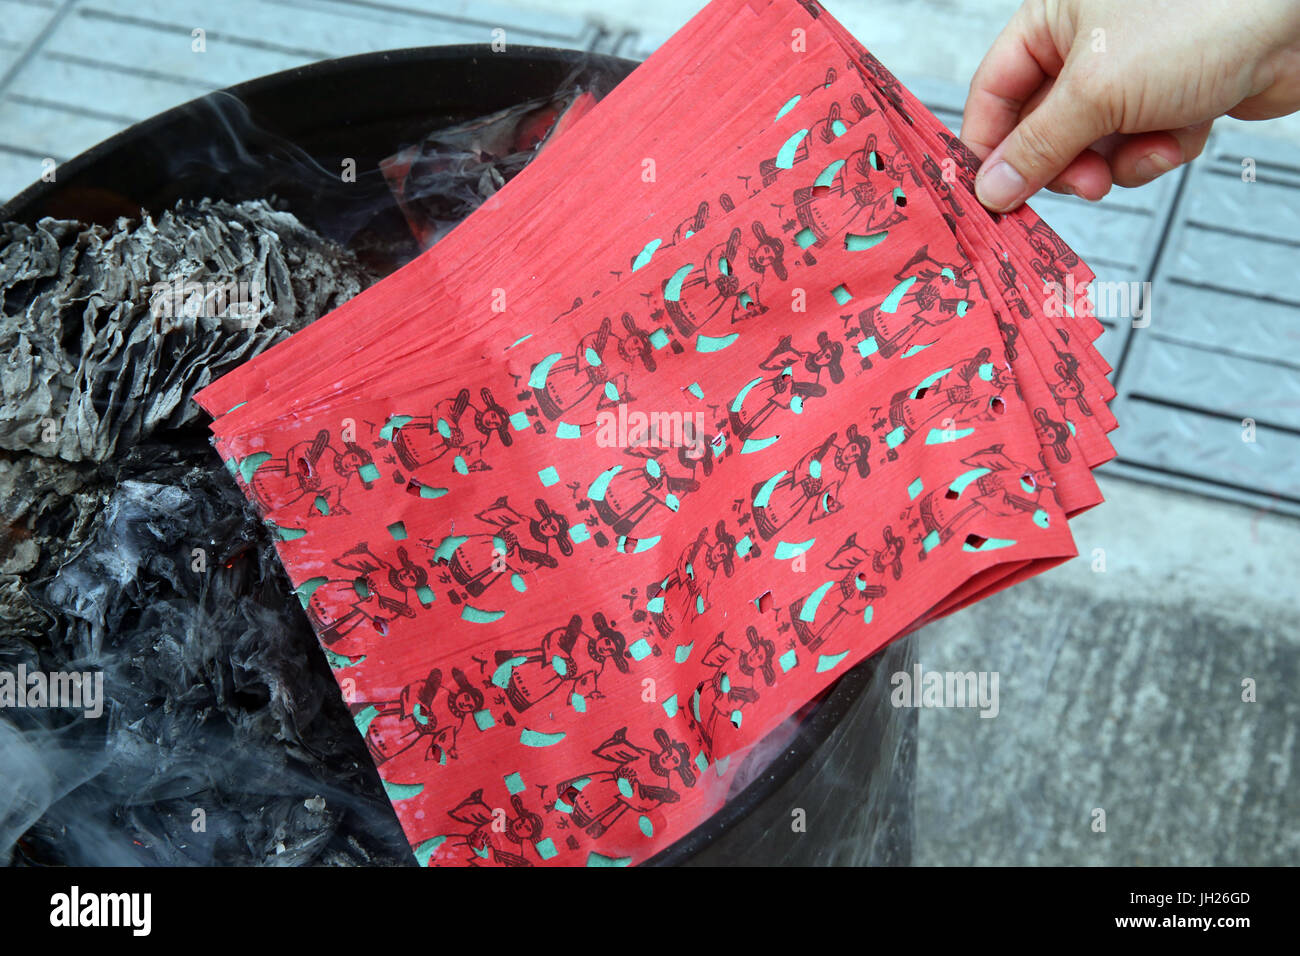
[1064,64,1121,121]
[1013,117,1070,171]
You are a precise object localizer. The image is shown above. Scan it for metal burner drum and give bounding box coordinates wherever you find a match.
[2,45,915,867]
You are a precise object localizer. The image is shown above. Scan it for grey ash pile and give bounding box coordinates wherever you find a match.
[0,199,411,865]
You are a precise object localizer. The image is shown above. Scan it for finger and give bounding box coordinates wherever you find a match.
[974,70,1114,212]
[1018,83,1113,200]
[1108,122,1214,187]
[1077,132,1131,163]
[960,4,1063,161]
[1046,148,1114,200]
[1228,77,1300,121]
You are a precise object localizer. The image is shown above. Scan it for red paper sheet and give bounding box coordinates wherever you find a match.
[195,0,1113,866]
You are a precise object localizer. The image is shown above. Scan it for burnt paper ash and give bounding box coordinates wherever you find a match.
[1,199,366,463]
[8,446,411,865]
[1,202,411,865]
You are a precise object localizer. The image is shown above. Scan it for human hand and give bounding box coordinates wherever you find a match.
[961,0,1300,211]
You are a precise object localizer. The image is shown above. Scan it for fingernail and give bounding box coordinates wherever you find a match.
[1135,152,1176,181]
[976,161,1027,212]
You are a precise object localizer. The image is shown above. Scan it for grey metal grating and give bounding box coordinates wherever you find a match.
[1107,128,1300,516]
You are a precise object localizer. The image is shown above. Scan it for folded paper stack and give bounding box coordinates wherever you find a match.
[195,0,1115,866]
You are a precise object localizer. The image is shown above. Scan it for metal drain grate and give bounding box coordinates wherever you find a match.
[1107,128,1300,517]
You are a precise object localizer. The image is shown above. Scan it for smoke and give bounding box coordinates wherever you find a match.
[3,447,413,866]
[0,192,407,865]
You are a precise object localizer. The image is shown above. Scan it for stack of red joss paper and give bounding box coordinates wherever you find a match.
[195,0,1114,866]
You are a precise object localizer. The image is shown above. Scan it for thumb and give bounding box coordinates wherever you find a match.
[974,75,1113,212]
